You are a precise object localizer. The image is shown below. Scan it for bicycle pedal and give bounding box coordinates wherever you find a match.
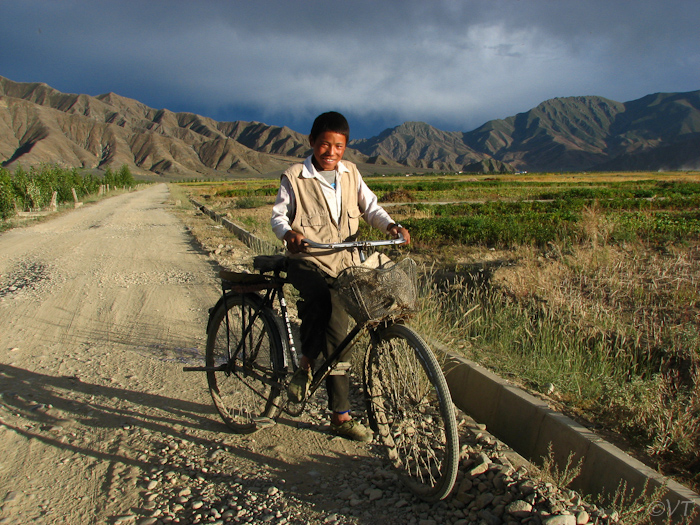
[329,361,351,376]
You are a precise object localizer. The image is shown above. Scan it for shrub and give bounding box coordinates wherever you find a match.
[11,165,30,210]
[103,165,135,189]
[218,187,278,198]
[235,196,265,209]
[1,163,136,215]
[0,167,15,219]
[379,188,416,203]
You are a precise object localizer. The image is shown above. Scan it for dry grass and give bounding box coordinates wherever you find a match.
[398,199,700,489]
[426,230,700,489]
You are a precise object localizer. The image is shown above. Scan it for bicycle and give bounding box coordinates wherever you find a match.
[184,236,459,502]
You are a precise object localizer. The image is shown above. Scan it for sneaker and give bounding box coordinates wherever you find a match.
[288,367,312,403]
[330,419,373,443]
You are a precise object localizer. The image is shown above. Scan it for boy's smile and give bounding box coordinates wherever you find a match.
[310,131,347,172]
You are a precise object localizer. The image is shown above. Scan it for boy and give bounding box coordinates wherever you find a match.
[270,111,410,442]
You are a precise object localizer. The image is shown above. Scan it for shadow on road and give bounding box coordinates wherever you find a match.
[0,363,396,523]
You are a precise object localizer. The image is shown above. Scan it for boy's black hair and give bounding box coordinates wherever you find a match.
[309,111,350,142]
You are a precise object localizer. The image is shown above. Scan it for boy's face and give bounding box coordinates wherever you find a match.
[309,131,347,172]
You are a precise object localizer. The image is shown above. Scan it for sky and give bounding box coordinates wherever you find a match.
[1,0,699,139]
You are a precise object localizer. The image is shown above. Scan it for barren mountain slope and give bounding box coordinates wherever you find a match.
[462,92,700,171]
[0,77,300,178]
[350,121,490,170]
[2,75,700,175]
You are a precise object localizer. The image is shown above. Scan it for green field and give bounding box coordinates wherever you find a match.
[181,170,700,491]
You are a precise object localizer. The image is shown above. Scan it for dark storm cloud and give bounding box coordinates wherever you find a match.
[1,0,698,137]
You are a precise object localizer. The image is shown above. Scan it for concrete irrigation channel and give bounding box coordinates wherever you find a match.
[192,198,700,524]
[439,351,700,525]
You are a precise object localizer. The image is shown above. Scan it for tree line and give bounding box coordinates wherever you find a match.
[0,164,136,220]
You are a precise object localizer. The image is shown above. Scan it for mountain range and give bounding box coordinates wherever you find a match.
[1,75,698,179]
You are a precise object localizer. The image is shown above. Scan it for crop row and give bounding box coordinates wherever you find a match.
[388,207,700,248]
[367,178,700,203]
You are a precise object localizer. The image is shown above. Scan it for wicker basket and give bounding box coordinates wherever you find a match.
[334,257,417,324]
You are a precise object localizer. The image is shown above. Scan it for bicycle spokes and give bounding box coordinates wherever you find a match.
[206,294,283,433]
[365,324,458,502]
[224,303,267,375]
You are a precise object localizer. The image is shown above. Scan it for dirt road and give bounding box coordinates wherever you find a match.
[0,184,380,524]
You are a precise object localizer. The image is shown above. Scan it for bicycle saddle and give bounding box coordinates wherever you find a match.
[253,255,288,274]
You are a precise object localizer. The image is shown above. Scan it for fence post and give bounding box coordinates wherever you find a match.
[72,188,83,208]
[50,191,58,211]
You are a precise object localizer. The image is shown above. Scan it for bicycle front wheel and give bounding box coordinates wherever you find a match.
[365,324,459,502]
[206,293,284,434]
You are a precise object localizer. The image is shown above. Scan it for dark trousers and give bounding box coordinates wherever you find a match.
[286,259,350,413]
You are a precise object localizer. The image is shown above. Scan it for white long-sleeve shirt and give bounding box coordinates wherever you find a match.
[271,156,395,240]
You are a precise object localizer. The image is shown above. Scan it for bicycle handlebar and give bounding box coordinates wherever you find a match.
[302,232,407,250]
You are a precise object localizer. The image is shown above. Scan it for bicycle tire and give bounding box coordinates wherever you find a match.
[206,293,284,433]
[364,324,459,502]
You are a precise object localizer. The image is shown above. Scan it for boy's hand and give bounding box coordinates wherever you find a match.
[388,224,411,245]
[283,230,307,254]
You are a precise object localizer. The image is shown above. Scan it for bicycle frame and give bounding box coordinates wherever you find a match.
[186,233,408,408]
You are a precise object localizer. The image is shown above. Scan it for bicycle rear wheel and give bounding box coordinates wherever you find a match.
[365,324,459,502]
[206,293,284,433]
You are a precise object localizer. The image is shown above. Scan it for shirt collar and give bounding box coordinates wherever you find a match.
[302,155,349,179]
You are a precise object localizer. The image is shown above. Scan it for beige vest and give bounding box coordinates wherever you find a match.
[284,161,363,277]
